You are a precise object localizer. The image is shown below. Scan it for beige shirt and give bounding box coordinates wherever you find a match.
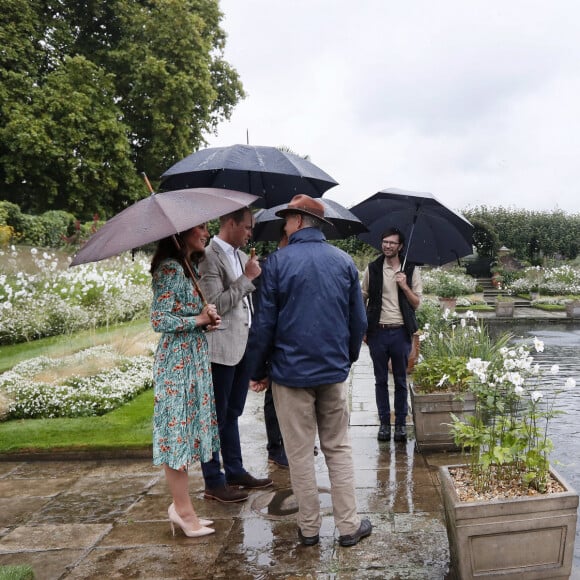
[361,263,422,325]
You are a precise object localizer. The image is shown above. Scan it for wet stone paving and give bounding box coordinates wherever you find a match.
[1,335,579,579]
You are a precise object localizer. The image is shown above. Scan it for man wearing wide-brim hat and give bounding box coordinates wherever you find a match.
[247,194,372,548]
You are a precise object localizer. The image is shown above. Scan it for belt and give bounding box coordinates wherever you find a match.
[377,324,403,330]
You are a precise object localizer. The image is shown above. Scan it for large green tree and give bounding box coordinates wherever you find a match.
[0,0,244,219]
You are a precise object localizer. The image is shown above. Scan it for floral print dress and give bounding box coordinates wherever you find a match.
[151,259,219,471]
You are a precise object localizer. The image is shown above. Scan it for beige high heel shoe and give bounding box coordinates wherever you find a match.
[168,504,215,538]
[168,503,213,527]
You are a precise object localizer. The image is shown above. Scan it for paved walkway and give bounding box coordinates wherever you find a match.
[0,321,578,579]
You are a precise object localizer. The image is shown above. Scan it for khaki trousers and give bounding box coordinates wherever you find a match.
[272,381,360,537]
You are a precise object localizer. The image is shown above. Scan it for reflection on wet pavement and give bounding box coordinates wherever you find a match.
[0,332,578,578]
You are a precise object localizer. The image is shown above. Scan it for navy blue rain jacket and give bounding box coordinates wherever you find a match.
[246,228,367,387]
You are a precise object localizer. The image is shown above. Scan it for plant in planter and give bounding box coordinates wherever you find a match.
[410,310,511,451]
[411,355,475,452]
[422,267,476,310]
[442,338,579,579]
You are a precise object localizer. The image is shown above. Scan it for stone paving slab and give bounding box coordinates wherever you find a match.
[0,342,578,578]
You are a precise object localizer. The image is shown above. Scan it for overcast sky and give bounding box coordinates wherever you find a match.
[205,1,580,214]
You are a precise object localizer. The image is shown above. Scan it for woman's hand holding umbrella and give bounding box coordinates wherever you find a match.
[198,303,221,331]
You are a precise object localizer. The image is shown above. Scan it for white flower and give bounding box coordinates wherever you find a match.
[514,385,524,395]
[565,378,576,388]
[460,318,466,328]
[505,372,524,387]
[30,248,38,255]
[533,337,544,352]
[531,391,543,402]
[550,364,560,374]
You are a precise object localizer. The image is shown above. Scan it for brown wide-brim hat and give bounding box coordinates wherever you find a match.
[275,194,332,225]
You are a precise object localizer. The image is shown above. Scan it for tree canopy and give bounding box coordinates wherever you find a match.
[0,0,244,220]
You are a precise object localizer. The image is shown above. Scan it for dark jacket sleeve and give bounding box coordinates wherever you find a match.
[348,263,367,363]
[246,258,278,381]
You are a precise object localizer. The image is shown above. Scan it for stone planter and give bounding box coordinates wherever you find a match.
[495,300,515,317]
[439,297,457,311]
[566,300,580,319]
[410,385,475,452]
[440,465,579,579]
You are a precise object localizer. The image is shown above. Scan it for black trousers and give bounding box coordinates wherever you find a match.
[264,384,284,455]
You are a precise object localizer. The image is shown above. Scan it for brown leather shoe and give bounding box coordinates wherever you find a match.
[204,484,248,503]
[226,473,273,489]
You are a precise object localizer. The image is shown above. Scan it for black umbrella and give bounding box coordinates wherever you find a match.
[159,144,338,208]
[253,198,368,241]
[350,188,474,267]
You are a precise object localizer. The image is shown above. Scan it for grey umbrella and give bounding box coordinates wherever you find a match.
[253,198,368,241]
[70,187,258,266]
[350,188,474,267]
[159,144,338,208]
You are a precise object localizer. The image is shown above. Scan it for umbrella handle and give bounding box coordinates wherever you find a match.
[141,173,214,321]
[170,235,210,307]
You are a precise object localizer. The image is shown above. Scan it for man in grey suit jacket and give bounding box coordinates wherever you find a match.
[199,207,273,503]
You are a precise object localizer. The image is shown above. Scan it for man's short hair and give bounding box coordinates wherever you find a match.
[300,213,323,229]
[219,207,251,226]
[381,227,405,246]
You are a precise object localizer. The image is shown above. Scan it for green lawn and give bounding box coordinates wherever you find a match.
[0,318,152,373]
[0,319,154,455]
[0,565,34,580]
[0,389,153,455]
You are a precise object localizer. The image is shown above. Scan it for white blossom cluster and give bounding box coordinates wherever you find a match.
[467,338,576,409]
[509,265,580,295]
[422,267,477,297]
[0,345,153,419]
[0,247,152,344]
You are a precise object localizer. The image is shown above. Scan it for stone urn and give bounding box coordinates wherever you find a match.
[438,297,457,311]
[495,300,515,317]
[566,300,580,319]
[439,464,578,579]
[410,385,475,452]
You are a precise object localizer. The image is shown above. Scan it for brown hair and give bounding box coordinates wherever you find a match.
[219,207,251,226]
[150,232,204,278]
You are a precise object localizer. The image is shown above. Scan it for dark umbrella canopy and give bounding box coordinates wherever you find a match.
[253,198,368,241]
[70,188,258,266]
[159,144,338,208]
[350,188,474,266]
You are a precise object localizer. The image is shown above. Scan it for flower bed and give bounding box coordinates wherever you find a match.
[508,264,580,296]
[0,246,152,345]
[0,345,153,419]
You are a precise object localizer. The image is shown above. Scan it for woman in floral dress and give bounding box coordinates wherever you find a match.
[150,224,221,537]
